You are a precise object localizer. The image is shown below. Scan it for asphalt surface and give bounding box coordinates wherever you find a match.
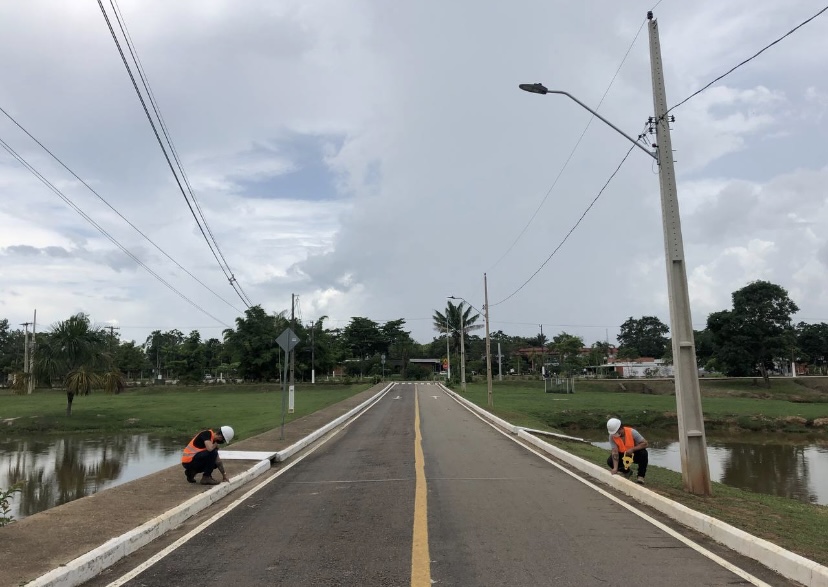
[87,383,798,587]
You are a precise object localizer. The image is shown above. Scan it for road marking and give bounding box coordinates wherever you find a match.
[105,387,393,587]
[411,387,432,587]
[441,388,773,587]
[394,395,401,400]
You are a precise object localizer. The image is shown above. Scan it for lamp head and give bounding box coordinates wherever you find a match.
[519,83,549,95]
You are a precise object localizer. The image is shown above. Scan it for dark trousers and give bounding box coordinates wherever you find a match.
[607,449,648,478]
[182,449,218,477]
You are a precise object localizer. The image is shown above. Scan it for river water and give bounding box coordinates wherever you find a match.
[2,432,827,522]
[590,433,828,506]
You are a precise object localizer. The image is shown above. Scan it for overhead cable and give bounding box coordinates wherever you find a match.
[96,0,253,308]
[489,17,649,272]
[0,137,232,328]
[667,5,828,114]
[491,141,639,308]
[0,105,244,315]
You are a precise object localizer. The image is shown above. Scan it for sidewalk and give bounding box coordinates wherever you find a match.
[0,385,383,587]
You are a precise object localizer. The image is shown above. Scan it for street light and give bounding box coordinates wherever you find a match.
[446,296,467,392]
[517,14,711,495]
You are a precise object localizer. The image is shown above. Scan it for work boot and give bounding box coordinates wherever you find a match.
[636,477,645,485]
[200,475,220,485]
[185,470,196,484]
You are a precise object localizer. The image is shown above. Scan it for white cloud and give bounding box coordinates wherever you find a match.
[1,0,827,348]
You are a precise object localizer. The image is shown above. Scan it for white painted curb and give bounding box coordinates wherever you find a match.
[439,384,828,587]
[28,383,395,587]
[28,459,271,587]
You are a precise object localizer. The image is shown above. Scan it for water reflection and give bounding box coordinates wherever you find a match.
[591,434,828,505]
[1,434,182,521]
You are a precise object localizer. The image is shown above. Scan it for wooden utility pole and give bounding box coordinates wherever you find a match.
[106,325,120,355]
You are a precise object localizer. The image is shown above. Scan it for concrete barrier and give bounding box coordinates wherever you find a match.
[439,384,828,587]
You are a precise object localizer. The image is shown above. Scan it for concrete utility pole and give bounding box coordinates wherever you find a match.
[310,320,315,384]
[540,323,545,378]
[290,294,296,389]
[459,309,466,392]
[21,321,31,391]
[484,273,493,407]
[29,310,36,394]
[445,316,451,382]
[648,11,711,495]
[497,343,503,381]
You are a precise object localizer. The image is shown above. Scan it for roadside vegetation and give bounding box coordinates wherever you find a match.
[460,379,828,434]
[0,383,372,439]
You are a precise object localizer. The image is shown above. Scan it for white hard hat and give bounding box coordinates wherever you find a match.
[220,425,235,444]
[607,418,621,435]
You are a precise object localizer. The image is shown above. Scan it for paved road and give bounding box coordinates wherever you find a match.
[99,383,793,587]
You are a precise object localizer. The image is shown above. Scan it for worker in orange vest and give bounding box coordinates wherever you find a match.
[606,417,648,485]
[181,425,234,485]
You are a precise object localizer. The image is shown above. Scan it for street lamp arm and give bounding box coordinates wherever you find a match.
[518,83,656,160]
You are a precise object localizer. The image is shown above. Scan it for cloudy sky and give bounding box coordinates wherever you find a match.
[0,0,826,348]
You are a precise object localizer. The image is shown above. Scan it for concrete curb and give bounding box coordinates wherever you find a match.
[28,383,394,587]
[27,459,271,587]
[439,384,828,587]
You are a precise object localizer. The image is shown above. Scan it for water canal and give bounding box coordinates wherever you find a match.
[1,433,182,522]
[589,433,828,505]
[2,431,827,522]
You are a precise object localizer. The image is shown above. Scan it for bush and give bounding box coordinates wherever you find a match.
[0,483,23,527]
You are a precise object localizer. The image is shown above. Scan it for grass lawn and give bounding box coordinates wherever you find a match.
[0,383,373,440]
[458,380,828,433]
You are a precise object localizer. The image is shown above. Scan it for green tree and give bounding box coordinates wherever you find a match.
[113,341,149,379]
[340,317,387,376]
[0,319,27,382]
[708,281,799,387]
[617,316,670,358]
[550,332,584,374]
[796,322,828,374]
[222,306,286,381]
[34,314,114,415]
[432,301,483,378]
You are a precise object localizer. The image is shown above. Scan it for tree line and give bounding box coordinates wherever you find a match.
[2,280,827,410]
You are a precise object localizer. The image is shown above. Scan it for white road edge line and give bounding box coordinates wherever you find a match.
[440,388,773,587]
[105,384,397,587]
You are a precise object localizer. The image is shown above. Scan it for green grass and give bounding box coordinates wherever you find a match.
[0,383,373,440]
[458,380,828,434]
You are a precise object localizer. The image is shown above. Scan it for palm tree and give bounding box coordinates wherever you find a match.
[34,314,113,415]
[432,301,483,358]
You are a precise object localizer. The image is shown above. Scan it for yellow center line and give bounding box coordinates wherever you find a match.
[411,386,432,586]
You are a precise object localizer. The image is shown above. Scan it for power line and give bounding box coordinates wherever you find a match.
[96,0,253,309]
[490,16,648,271]
[108,0,253,309]
[667,5,828,114]
[0,137,232,328]
[0,105,244,315]
[492,140,639,307]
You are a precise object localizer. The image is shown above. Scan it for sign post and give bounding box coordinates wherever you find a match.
[275,328,300,440]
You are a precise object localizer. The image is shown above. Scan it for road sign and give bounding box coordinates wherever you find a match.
[381,354,386,365]
[276,328,299,352]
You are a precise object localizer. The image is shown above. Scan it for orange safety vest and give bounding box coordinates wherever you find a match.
[181,429,217,464]
[611,426,635,455]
